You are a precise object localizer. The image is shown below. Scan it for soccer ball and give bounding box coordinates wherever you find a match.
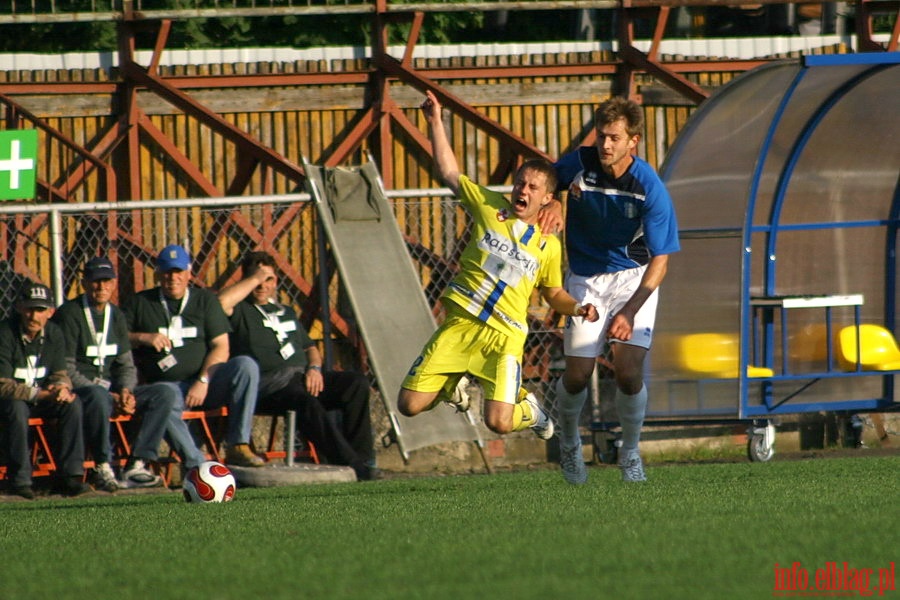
[182,461,236,503]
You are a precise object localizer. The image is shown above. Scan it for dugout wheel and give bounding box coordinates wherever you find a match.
[592,429,620,464]
[747,421,776,462]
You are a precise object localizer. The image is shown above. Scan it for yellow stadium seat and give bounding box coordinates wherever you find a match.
[836,324,900,371]
[788,323,830,362]
[679,333,774,379]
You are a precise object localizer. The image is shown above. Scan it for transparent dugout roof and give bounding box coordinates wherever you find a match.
[649,53,900,417]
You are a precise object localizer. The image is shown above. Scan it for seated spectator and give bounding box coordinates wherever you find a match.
[54,257,177,490]
[123,244,265,469]
[0,282,90,499]
[218,252,378,480]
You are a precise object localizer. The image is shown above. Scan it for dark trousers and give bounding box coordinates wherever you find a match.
[0,397,85,487]
[76,383,178,465]
[75,385,113,465]
[257,366,374,469]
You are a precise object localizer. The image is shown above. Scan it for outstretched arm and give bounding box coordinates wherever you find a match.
[421,90,461,196]
[541,286,599,322]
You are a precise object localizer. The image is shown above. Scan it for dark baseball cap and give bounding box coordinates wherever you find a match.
[18,281,55,309]
[156,244,191,272]
[84,256,116,281]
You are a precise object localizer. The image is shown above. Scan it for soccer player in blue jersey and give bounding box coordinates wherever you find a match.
[549,97,680,484]
[398,90,598,439]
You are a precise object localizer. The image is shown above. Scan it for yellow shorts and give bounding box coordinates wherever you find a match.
[402,304,525,404]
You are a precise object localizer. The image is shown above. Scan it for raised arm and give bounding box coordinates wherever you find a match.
[421,90,461,196]
[217,263,276,316]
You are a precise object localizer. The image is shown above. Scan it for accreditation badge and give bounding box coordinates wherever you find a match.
[279,342,295,360]
[93,377,112,390]
[158,353,178,372]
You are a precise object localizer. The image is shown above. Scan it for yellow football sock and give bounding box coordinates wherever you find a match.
[511,388,536,432]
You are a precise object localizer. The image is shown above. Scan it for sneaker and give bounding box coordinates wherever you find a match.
[90,462,120,492]
[57,476,92,497]
[225,443,266,468]
[559,438,587,485]
[122,459,163,488]
[352,463,383,481]
[12,485,35,500]
[523,392,555,440]
[619,451,647,482]
[443,377,471,412]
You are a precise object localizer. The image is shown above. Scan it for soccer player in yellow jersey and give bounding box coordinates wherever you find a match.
[398,91,598,439]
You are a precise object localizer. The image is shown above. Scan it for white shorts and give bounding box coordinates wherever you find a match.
[563,267,658,358]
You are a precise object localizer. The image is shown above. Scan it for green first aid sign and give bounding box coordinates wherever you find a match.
[0,129,38,201]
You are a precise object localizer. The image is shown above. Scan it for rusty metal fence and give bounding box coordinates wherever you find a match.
[1,191,569,457]
[0,190,566,397]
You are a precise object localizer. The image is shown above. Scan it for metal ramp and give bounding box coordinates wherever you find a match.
[303,157,487,466]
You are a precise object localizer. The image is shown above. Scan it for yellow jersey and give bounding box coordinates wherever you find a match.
[442,174,563,345]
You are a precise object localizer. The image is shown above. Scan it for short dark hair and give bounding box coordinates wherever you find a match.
[595,96,644,138]
[517,159,558,196]
[241,251,276,275]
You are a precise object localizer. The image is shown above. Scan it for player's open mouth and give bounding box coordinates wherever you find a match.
[514,198,527,209]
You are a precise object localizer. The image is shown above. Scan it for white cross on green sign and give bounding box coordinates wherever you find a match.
[0,129,38,201]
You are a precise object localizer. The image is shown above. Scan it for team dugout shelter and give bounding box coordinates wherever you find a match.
[638,53,900,459]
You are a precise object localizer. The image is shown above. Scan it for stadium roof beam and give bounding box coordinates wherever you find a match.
[2,0,897,192]
[2,0,895,348]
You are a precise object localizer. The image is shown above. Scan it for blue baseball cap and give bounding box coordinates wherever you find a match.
[156,244,191,272]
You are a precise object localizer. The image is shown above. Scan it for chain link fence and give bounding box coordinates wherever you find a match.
[1,192,570,455]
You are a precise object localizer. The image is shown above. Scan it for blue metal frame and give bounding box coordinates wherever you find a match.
[804,53,900,67]
[738,54,900,418]
[738,62,805,417]
[593,54,900,457]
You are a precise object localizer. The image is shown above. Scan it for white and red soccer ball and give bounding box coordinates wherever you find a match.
[182,461,236,503]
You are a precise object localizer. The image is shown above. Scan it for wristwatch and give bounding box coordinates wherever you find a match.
[198,375,209,384]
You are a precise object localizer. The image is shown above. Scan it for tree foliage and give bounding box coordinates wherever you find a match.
[0,5,584,52]
[1,1,890,52]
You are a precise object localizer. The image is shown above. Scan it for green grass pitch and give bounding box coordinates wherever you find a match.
[1,455,897,600]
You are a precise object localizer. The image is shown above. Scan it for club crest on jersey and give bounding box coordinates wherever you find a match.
[624,201,638,219]
[568,183,583,202]
[496,208,510,222]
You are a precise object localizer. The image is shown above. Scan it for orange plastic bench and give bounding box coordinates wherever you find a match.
[262,413,319,465]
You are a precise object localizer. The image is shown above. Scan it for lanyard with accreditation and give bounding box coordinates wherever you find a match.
[14,335,46,388]
[83,295,117,388]
[156,288,197,372]
[255,301,297,360]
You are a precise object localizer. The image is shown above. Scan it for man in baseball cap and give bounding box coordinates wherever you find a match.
[125,243,266,469]
[54,256,176,490]
[1,280,88,498]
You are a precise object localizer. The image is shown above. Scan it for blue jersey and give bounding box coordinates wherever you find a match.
[554,147,680,276]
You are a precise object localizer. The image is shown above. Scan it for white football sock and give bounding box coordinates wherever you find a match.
[615,384,647,454]
[554,377,587,447]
